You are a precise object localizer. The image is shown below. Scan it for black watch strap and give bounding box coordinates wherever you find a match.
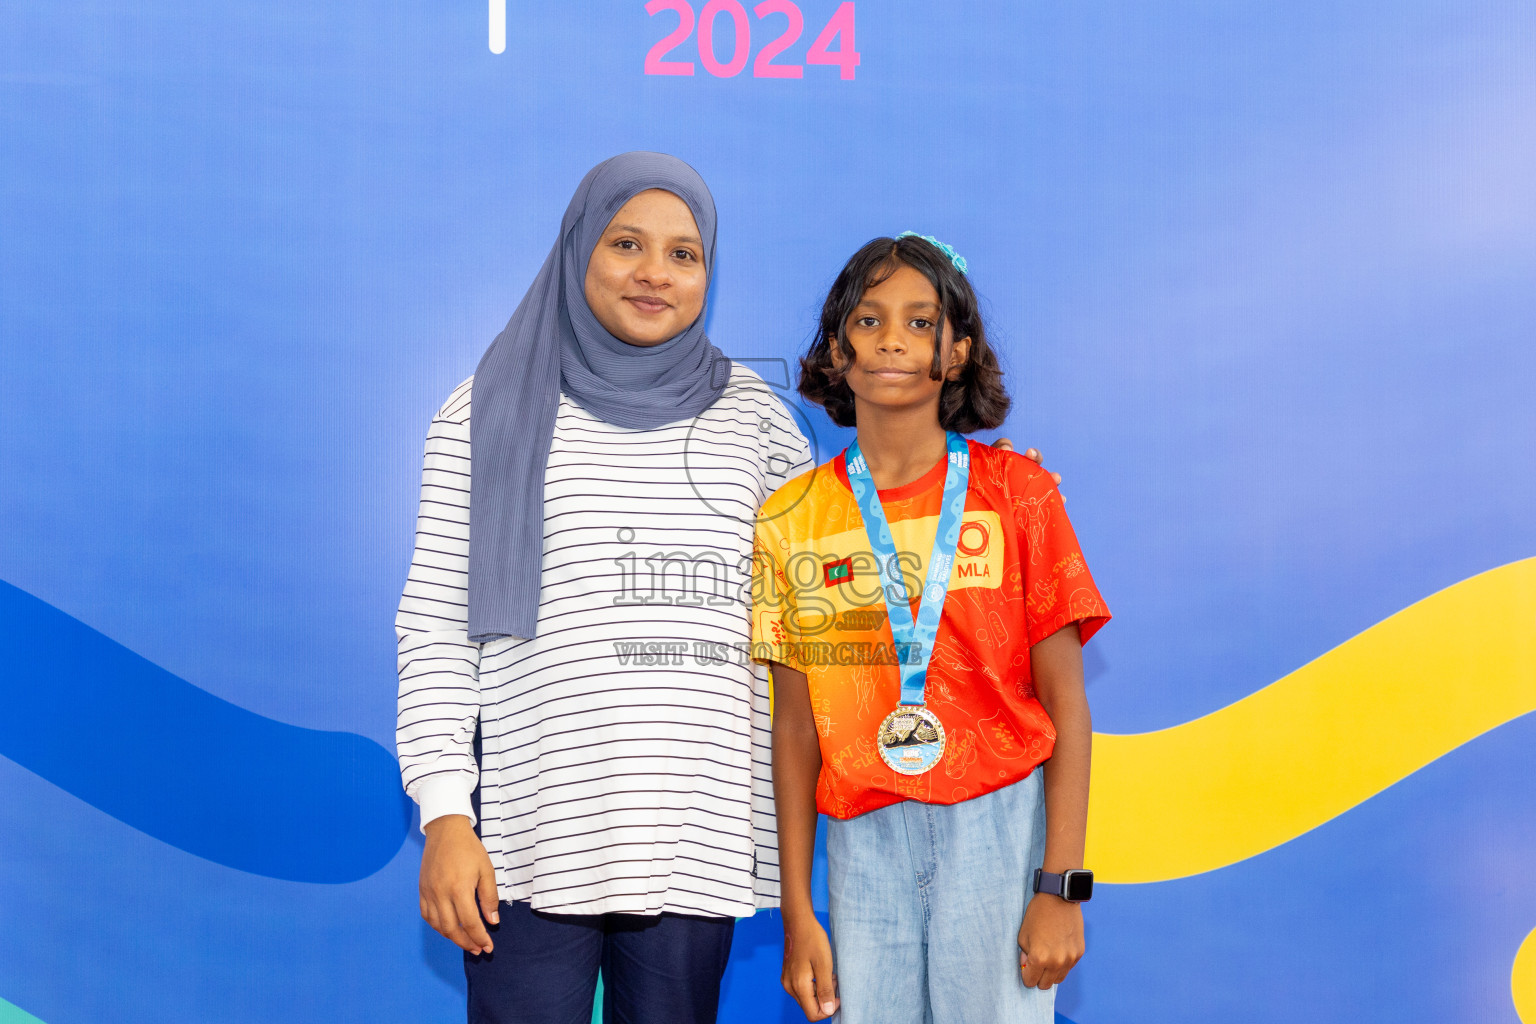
[1033,868,1093,902]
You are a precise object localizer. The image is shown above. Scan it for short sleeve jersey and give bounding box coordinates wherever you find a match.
[751,440,1110,819]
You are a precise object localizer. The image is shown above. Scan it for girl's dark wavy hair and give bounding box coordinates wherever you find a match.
[798,235,1010,431]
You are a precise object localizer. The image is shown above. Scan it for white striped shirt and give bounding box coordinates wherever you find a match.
[396,364,812,917]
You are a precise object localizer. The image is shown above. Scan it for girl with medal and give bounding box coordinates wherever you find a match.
[754,234,1111,1023]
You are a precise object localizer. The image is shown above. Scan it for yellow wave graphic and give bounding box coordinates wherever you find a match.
[1086,557,1536,884]
[1515,926,1536,1022]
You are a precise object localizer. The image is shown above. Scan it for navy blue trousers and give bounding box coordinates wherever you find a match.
[464,900,735,1024]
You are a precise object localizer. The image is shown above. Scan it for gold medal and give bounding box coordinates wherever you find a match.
[876,706,946,776]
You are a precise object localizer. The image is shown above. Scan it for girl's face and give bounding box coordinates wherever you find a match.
[584,189,707,347]
[833,263,971,414]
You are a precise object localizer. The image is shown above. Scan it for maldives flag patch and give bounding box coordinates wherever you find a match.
[823,557,855,587]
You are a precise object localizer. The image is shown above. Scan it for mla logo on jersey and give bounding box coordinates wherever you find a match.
[956,519,990,557]
[952,514,999,585]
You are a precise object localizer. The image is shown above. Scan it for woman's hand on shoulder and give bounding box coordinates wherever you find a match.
[1017,892,1085,990]
[991,439,1064,488]
[782,913,839,1021]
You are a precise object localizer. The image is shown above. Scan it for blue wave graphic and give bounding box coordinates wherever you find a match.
[0,581,410,882]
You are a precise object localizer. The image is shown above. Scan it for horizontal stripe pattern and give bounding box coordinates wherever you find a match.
[397,366,811,917]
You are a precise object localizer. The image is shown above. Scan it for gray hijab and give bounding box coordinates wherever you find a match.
[468,152,729,642]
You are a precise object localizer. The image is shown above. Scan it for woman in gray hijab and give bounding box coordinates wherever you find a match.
[398,152,803,1024]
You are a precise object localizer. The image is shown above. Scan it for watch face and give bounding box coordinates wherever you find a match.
[1064,871,1094,902]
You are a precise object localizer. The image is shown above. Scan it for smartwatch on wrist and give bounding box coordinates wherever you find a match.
[1033,868,1093,903]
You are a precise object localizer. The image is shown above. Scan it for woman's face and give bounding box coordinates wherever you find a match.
[584,189,707,347]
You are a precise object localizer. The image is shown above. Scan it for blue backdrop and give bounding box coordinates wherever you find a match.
[3,2,1535,1022]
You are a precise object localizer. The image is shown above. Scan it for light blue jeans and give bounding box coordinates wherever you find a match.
[826,770,1054,1024]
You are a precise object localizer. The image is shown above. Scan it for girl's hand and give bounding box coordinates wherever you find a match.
[782,915,839,1021]
[1017,894,1085,990]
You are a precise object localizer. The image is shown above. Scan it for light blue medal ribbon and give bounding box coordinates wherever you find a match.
[844,432,970,775]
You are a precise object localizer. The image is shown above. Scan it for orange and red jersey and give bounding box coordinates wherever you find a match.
[752,441,1110,819]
